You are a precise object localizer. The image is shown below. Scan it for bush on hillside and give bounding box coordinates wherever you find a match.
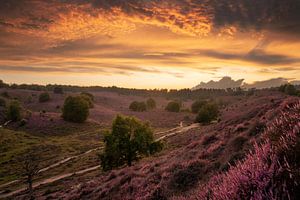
[165,101,181,112]
[80,93,94,108]
[53,86,63,94]
[191,100,207,114]
[39,92,50,103]
[100,115,162,171]
[6,100,22,121]
[62,96,89,123]
[195,103,219,124]
[146,98,156,110]
[0,98,6,107]
[129,101,147,112]
[1,91,9,98]
[279,84,298,96]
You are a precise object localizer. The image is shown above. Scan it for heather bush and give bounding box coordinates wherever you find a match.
[229,136,247,152]
[6,100,22,121]
[191,100,207,114]
[146,98,156,110]
[100,115,162,171]
[248,121,266,136]
[195,103,218,124]
[165,101,181,112]
[202,135,217,146]
[39,92,50,103]
[129,101,147,112]
[62,96,89,123]
[169,161,205,192]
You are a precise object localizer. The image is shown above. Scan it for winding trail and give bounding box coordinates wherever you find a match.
[0,123,199,199]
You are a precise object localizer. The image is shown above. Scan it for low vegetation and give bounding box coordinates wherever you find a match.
[53,86,64,94]
[0,97,6,107]
[165,101,181,112]
[62,96,89,123]
[39,92,50,103]
[146,98,156,110]
[279,84,299,96]
[191,100,207,114]
[100,115,163,171]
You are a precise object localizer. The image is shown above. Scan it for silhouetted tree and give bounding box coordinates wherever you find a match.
[6,100,22,121]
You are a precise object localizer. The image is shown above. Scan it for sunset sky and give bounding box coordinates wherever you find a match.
[0,0,299,89]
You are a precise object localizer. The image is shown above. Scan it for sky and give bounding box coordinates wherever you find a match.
[0,0,299,89]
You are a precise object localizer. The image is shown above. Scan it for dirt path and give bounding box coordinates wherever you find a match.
[0,123,199,199]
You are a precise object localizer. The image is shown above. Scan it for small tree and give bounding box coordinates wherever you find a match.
[39,92,50,103]
[53,86,63,94]
[18,148,41,200]
[62,96,89,123]
[100,115,162,171]
[191,100,207,114]
[146,98,156,110]
[279,84,298,96]
[129,101,147,112]
[6,100,22,121]
[195,103,219,124]
[165,101,181,112]
[80,93,94,108]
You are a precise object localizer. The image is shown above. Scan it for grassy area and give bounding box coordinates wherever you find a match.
[0,125,104,185]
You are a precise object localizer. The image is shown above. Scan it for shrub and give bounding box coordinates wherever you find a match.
[0,80,8,88]
[129,101,147,112]
[279,84,298,96]
[53,86,63,94]
[81,92,94,101]
[165,101,181,112]
[6,100,22,121]
[146,98,156,110]
[100,115,162,171]
[1,91,9,98]
[229,136,247,152]
[39,92,50,103]
[169,161,205,192]
[62,96,89,123]
[0,98,6,107]
[191,100,207,114]
[80,93,94,108]
[195,103,219,124]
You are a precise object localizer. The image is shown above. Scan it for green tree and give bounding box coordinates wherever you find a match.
[129,101,147,112]
[6,100,22,121]
[146,98,156,110]
[195,103,219,124]
[191,100,207,114]
[80,93,94,108]
[165,101,181,112]
[100,115,162,171]
[39,92,50,103]
[62,96,89,123]
[279,84,298,96]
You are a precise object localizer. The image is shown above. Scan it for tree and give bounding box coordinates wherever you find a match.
[62,96,89,123]
[0,97,6,107]
[18,148,41,200]
[279,84,298,96]
[100,115,162,171]
[195,103,219,124]
[39,92,50,103]
[6,100,22,121]
[146,98,156,110]
[53,86,63,94]
[0,80,8,88]
[191,100,207,114]
[129,101,147,112]
[165,101,181,112]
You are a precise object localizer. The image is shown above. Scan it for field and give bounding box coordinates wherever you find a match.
[0,87,299,199]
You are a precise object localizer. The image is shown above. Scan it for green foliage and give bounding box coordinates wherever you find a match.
[146,98,156,110]
[129,101,147,112]
[53,86,63,94]
[62,96,89,123]
[6,100,22,121]
[39,92,50,103]
[191,100,207,113]
[100,115,162,171]
[279,84,298,96]
[0,80,8,88]
[195,103,219,124]
[80,93,94,108]
[0,97,6,107]
[165,101,181,112]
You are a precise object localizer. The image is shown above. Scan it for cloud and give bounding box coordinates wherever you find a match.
[192,76,244,90]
